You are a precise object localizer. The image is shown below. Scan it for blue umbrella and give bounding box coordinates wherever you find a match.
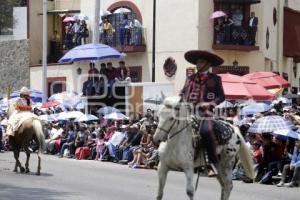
[10,89,43,102]
[239,102,271,116]
[248,115,294,133]
[97,106,120,115]
[58,43,126,63]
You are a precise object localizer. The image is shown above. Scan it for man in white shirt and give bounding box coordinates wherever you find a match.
[105,125,127,158]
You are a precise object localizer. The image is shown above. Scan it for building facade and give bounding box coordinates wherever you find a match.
[29,0,300,96]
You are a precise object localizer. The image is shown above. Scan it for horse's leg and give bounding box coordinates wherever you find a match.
[184,167,195,200]
[24,147,31,173]
[216,156,235,200]
[156,163,169,200]
[13,149,25,173]
[36,151,41,176]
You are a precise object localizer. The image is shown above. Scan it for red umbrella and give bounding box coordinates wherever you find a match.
[219,74,276,101]
[42,101,61,108]
[243,72,290,89]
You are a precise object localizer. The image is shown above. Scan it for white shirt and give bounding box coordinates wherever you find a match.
[249,17,254,27]
[107,131,125,146]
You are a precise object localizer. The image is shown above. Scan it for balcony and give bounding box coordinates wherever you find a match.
[212,27,259,51]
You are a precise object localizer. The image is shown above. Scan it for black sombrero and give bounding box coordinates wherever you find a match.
[184,50,224,66]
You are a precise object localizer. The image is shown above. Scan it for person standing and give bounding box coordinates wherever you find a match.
[248,12,258,45]
[180,50,225,174]
[232,9,243,44]
[119,14,129,47]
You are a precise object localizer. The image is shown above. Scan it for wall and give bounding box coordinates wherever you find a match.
[0,40,30,92]
[54,0,81,10]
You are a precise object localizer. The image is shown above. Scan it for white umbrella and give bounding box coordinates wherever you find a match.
[57,111,84,120]
[100,9,111,16]
[273,129,300,140]
[113,7,131,14]
[97,106,120,115]
[39,114,57,122]
[216,101,234,108]
[75,114,99,122]
[74,14,89,21]
[103,112,129,120]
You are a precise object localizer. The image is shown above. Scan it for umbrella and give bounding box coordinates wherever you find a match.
[210,11,226,19]
[39,114,58,122]
[144,97,163,105]
[63,16,75,23]
[219,74,275,101]
[103,112,129,120]
[48,91,79,105]
[216,101,234,108]
[113,7,131,14]
[248,115,294,133]
[58,43,126,63]
[239,102,272,116]
[42,101,61,108]
[75,114,99,122]
[74,14,89,21]
[244,72,290,89]
[283,93,299,99]
[10,89,43,103]
[57,111,84,120]
[100,9,111,16]
[273,129,300,140]
[97,106,120,115]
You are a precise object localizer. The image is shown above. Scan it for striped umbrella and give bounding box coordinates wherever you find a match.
[248,115,294,133]
[273,129,300,140]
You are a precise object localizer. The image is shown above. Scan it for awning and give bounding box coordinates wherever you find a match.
[214,0,261,4]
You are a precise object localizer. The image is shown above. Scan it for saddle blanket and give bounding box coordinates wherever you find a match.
[7,112,39,136]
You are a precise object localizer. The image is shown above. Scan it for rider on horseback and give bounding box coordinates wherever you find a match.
[6,87,33,137]
[180,50,225,175]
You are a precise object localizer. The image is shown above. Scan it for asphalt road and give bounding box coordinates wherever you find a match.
[0,152,299,200]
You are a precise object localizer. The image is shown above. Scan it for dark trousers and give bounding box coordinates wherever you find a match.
[248,27,257,45]
[281,164,300,183]
[200,119,218,164]
[0,130,3,151]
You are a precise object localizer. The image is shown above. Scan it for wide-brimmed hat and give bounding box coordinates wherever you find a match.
[20,87,30,96]
[184,50,224,66]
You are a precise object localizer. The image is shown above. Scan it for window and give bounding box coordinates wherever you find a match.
[47,77,66,97]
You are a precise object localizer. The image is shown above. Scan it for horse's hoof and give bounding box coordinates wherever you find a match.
[36,172,41,176]
[25,169,30,173]
[20,167,25,173]
[13,169,18,173]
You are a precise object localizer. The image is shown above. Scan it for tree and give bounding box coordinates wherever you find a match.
[0,0,22,35]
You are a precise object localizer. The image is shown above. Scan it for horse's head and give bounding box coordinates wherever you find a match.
[153,96,191,145]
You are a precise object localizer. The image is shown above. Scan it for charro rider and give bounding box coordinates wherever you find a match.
[180,50,225,175]
[6,87,34,137]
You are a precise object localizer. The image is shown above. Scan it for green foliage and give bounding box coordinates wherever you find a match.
[0,0,22,34]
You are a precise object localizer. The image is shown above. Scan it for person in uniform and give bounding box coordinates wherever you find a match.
[6,87,33,137]
[180,50,225,174]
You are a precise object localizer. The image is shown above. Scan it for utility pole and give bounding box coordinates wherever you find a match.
[42,0,48,103]
[93,0,100,43]
[152,0,156,82]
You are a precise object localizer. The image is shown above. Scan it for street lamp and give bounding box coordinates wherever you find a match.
[233,60,239,68]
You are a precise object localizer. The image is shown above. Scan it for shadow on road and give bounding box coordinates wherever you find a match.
[0,184,70,200]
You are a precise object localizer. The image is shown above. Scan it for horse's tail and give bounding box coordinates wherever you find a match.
[32,119,45,157]
[233,126,256,180]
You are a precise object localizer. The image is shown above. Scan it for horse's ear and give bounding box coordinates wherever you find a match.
[161,92,166,101]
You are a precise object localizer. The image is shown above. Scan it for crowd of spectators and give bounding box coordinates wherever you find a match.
[214,10,258,46]
[63,19,89,50]
[82,61,131,96]
[99,15,143,47]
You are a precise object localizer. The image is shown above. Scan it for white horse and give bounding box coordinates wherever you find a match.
[153,96,255,200]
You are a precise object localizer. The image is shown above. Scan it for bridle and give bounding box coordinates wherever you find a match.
[156,112,192,140]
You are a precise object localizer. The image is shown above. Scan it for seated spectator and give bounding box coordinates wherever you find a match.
[105,62,117,97]
[115,61,131,83]
[95,131,106,160]
[45,124,63,154]
[277,140,300,187]
[88,62,99,83]
[70,126,85,157]
[59,125,75,158]
[104,125,127,160]
[104,126,115,142]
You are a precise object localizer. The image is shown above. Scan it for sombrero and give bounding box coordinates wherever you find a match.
[184,50,224,66]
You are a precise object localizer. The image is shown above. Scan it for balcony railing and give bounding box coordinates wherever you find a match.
[213,25,259,51]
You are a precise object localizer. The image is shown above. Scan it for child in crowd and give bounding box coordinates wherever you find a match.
[95,131,106,160]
